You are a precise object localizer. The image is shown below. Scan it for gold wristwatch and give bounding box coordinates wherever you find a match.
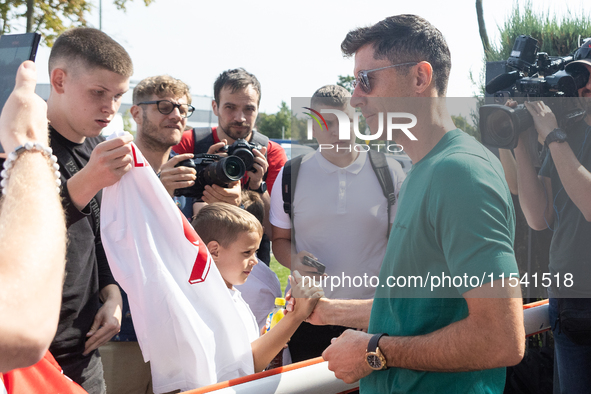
[366,333,388,370]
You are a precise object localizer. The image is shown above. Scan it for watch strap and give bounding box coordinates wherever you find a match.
[251,181,267,194]
[545,128,567,147]
[367,333,389,352]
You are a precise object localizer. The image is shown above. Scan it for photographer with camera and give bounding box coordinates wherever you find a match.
[174,68,287,265]
[513,41,591,393]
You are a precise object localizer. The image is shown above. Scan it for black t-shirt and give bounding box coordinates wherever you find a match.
[48,127,117,371]
[540,120,591,296]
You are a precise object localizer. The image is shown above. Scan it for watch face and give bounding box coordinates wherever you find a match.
[556,129,567,140]
[366,354,383,370]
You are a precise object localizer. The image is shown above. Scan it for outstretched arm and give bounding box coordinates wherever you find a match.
[0,61,66,372]
[323,280,524,383]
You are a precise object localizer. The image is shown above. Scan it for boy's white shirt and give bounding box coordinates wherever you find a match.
[235,259,282,332]
[100,131,254,393]
[228,287,260,343]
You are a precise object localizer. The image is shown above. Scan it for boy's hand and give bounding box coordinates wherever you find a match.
[289,270,324,321]
[84,134,134,189]
[67,134,133,210]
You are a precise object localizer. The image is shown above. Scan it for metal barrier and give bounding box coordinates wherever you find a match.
[182,300,551,394]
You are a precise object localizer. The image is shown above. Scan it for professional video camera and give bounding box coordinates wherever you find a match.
[479,35,590,149]
[174,154,246,200]
[225,138,262,172]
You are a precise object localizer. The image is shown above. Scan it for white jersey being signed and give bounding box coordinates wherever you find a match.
[100,132,253,393]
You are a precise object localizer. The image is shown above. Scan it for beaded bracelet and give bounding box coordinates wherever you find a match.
[1,141,61,195]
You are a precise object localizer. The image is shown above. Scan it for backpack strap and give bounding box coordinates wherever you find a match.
[368,150,396,239]
[192,127,216,155]
[282,155,303,250]
[249,129,270,150]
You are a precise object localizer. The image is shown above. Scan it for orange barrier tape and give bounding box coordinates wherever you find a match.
[523,299,549,310]
[184,299,552,393]
[183,357,325,394]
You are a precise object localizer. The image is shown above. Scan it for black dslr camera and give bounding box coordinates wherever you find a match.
[480,35,590,149]
[225,138,261,172]
[174,154,246,200]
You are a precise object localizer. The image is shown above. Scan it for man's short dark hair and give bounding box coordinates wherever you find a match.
[49,27,133,77]
[213,68,261,106]
[341,14,451,96]
[311,85,351,109]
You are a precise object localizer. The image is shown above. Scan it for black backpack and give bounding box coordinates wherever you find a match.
[282,149,396,240]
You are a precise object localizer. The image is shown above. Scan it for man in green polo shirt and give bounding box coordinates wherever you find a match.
[318,14,525,393]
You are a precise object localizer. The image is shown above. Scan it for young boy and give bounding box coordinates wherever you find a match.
[235,191,282,331]
[193,203,323,372]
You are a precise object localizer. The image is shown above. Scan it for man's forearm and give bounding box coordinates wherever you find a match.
[311,298,372,329]
[548,141,591,220]
[0,152,66,372]
[379,296,524,372]
[260,191,273,238]
[66,167,101,211]
[100,283,122,306]
[271,236,293,269]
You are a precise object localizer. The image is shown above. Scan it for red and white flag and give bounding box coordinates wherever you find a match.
[101,132,254,393]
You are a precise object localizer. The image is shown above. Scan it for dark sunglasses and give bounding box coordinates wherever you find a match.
[137,100,195,118]
[352,62,418,94]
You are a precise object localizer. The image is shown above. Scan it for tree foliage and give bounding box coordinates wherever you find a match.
[337,75,355,94]
[257,101,292,140]
[488,0,591,61]
[452,115,479,141]
[0,0,153,46]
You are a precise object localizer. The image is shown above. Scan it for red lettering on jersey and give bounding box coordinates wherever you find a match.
[132,144,147,167]
[181,212,211,284]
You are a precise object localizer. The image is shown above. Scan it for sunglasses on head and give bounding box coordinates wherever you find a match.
[137,100,195,118]
[352,62,418,94]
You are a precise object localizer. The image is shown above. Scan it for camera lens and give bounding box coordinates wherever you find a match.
[487,109,514,145]
[201,156,246,187]
[224,156,245,179]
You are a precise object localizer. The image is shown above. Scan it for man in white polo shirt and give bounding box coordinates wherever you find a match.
[270,85,405,362]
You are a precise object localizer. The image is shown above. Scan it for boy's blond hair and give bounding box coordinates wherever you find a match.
[192,203,263,247]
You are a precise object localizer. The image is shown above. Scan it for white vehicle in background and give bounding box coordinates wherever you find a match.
[280,143,315,160]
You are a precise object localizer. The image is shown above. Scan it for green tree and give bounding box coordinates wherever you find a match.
[122,108,134,135]
[1,0,153,45]
[257,101,291,140]
[452,115,479,141]
[337,75,355,94]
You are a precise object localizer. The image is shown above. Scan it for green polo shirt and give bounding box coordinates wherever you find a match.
[362,129,518,394]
